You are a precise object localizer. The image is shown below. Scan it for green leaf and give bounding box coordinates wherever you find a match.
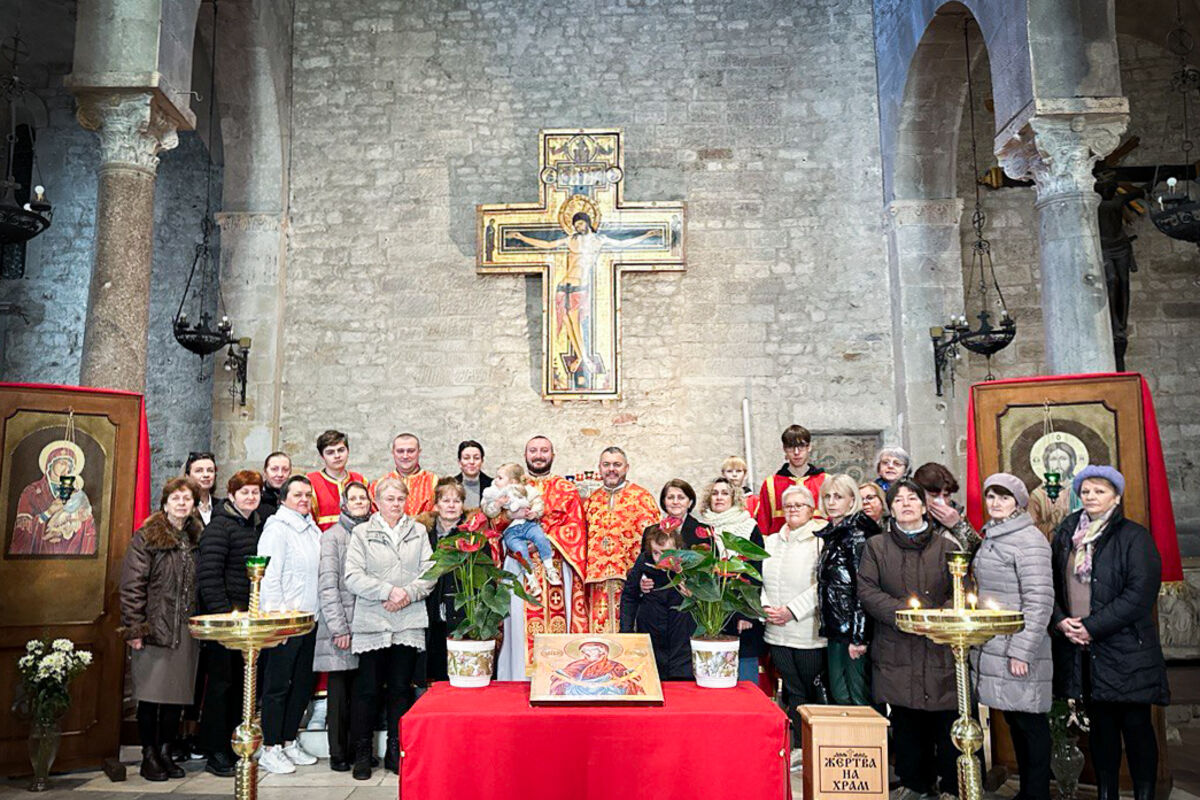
[720,532,769,560]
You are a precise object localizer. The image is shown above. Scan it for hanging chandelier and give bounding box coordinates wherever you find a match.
[1150,2,1200,247]
[930,20,1016,397]
[171,0,250,405]
[0,28,52,245]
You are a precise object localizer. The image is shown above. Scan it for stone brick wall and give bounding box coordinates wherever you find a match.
[279,0,895,491]
[955,33,1200,550]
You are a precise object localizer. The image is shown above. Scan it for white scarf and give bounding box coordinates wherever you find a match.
[699,506,758,540]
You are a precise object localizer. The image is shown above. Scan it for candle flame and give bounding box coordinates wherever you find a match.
[967,592,978,610]
[985,598,999,610]
[908,597,921,609]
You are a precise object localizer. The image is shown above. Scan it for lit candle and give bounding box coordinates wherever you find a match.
[967,592,978,611]
[908,596,921,610]
[984,598,999,610]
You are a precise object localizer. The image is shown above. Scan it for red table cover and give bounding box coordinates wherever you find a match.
[399,681,791,800]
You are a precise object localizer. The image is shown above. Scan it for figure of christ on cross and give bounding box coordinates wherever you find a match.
[477,129,687,400]
[507,211,661,391]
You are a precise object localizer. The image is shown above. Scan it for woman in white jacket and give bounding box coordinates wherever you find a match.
[256,475,323,775]
[344,476,434,780]
[761,484,827,769]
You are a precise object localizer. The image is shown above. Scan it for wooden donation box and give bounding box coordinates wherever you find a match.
[799,706,889,800]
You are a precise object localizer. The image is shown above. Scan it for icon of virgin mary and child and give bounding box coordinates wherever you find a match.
[9,440,98,556]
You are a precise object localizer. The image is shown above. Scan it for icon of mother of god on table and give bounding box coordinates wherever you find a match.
[9,440,98,557]
[548,638,646,697]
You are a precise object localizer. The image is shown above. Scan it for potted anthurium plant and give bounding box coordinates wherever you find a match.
[421,511,540,687]
[660,529,768,688]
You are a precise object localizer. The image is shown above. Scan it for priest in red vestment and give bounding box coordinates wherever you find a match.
[370,432,437,516]
[497,436,588,679]
[756,424,826,535]
[583,447,660,632]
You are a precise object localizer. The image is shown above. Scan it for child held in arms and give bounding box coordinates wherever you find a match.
[619,524,694,679]
[481,463,561,595]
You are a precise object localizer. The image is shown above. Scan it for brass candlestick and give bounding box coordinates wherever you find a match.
[894,551,1024,800]
[189,556,315,800]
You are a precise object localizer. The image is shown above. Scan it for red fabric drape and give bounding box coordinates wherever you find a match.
[0,382,151,530]
[965,372,1183,582]
[400,681,791,800]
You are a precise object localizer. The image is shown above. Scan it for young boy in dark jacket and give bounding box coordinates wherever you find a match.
[619,525,693,679]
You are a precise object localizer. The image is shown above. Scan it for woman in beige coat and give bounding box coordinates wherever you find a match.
[344,476,433,780]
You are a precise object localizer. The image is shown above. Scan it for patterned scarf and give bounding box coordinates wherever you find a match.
[1072,507,1115,581]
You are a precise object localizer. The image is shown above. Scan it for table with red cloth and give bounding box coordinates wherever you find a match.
[398,681,791,800]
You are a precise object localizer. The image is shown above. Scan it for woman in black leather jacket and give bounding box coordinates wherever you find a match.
[816,473,880,705]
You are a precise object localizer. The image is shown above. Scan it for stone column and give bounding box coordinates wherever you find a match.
[74,91,179,393]
[998,113,1128,375]
[884,198,967,463]
[210,211,288,466]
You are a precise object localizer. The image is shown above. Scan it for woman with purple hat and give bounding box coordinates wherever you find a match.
[972,473,1053,800]
[1050,465,1169,800]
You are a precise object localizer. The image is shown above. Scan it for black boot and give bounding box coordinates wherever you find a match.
[352,740,372,781]
[1134,781,1156,800]
[384,736,400,773]
[1097,774,1120,800]
[157,743,185,778]
[139,745,169,782]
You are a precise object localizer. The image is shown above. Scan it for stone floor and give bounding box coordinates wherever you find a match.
[3,738,1197,800]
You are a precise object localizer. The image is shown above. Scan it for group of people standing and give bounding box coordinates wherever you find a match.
[117,424,1170,800]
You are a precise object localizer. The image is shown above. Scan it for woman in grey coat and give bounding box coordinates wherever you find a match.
[344,476,434,780]
[315,481,370,772]
[972,473,1053,800]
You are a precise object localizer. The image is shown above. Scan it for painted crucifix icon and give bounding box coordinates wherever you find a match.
[478,129,686,400]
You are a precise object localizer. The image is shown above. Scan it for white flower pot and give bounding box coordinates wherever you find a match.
[690,637,740,688]
[446,638,496,688]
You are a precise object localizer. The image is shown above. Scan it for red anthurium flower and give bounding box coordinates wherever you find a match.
[462,511,488,532]
[694,526,711,539]
[656,554,683,572]
[661,516,682,532]
[455,536,485,553]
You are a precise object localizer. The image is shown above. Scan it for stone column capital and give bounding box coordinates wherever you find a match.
[997,113,1129,205]
[75,91,180,176]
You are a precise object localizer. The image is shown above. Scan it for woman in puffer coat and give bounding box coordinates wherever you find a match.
[1051,466,1168,800]
[816,473,880,706]
[119,477,203,782]
[972,473,1053,800]
[344,476,434,780]
[315,480,371,772]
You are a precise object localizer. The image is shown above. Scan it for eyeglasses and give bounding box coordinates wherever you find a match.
[782,503,812,511]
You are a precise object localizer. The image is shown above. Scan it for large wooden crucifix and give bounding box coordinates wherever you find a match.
[477,128,686,400]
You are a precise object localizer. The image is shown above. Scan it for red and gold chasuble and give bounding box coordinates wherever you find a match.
[371,468,437,516]
[518,474,588,674]
[307,470,366,531]
[755,468,827,535]
[583,483,659,632]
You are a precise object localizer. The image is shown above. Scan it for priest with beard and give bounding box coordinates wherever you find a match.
[496,436,588,679]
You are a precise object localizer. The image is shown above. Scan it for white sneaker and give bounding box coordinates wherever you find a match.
[544,562,562,586]
[259,745,296,774]
[305,698,327,730]
[525,573,542,597]
[282,741,318,766]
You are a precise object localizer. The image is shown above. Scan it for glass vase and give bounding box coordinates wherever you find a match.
[27,718,62,792]
[1050,737,1085,800]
